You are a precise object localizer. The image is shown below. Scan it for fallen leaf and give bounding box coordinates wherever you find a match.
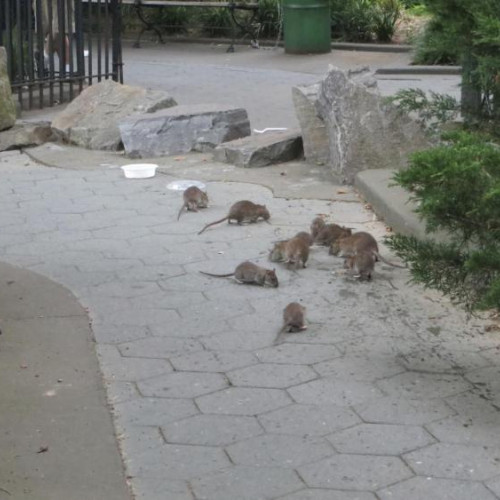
[173,156,186,161]
[336,189,348,194]
[37,446,49,454]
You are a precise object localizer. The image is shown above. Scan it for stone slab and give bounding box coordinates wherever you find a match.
[213,129,303,167]
[119,103,251,158]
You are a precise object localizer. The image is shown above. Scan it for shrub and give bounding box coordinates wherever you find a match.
[154,6,191,35]
[386,88,460,132]
[256,0,282,39]
[372,0,401,42]
[198,8,233,37]
[412,18,461,65]
[330,0,402,43]
[386,131,500,311]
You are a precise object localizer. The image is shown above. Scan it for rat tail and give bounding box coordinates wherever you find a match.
[198,216,228,235]
[177,204,185,221]
[199,270,235,278]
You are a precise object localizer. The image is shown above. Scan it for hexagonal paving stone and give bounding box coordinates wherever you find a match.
[378,476,498,500]
[227,363,317,389]
[258,403,361,437]
[314,354,405,382]
[170,350,257,372]
[97,344,173,382]
[196,387,292,416]
[298,454,412,490]
[114,397,198,427]
[376,372,471,400]
[278,490,377,500]
[137,371,227,398]
[118,337,203,359]
[130,477,193,500]
[288,378,383,407]
[190,465,304,500]
[328,423,435,455]
[465,366,500,392]
[201,329,275,351]
[354,396,455,425]
[426,415,500,446]
[256,343,342,365]
[125,442,230,479]
[226,434,335,468]
[403,442,500,481]
[162,414,263,446]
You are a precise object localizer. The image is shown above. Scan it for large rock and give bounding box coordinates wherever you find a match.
[119,104,251,158]
[51,80,177,150]
[213,130,303,167]
[292,84,329,165]
[315,66,433,184]
[0,121,57,151]
[0,47,16,132]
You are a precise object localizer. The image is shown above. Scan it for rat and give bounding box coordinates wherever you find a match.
[343,251,376,281]
[330,231,405,268]
[177,186,209,220]
[275,302,307,344]
[314,223,352,246]
[310,217,326,240]
[294,231,314,247]
[198,200,270,235]
[269,235,309,268]
[199,261,279,287]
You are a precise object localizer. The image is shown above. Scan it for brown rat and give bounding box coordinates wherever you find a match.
[177,186,209,220]
[330,231,405,268]
[294,231,314,247]
[314,223,352,247]
[199,261,279,287]
[310,217,326,240]
[343,251,376,281]
[269,235,309,268]
[198,200,270,235]
[275,302,307,344]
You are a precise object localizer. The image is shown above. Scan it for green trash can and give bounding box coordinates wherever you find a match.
[282,0,331,54]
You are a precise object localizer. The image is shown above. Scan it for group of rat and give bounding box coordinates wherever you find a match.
[178,185,404,342]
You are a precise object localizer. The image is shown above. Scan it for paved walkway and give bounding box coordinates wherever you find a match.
[2,44,500,500]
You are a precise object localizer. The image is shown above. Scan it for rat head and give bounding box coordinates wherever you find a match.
[295,231,314,247]
[257,204,270,220]
[310,217,326,237]
[269,241,286,262]
[199,191,209,208]
[329,239,341,256]
[264,268,279,288]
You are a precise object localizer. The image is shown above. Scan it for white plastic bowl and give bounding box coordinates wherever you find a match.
[166,180,207,191]
[121,163,158,179]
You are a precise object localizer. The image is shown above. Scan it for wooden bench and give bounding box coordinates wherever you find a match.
[123,0,260,51]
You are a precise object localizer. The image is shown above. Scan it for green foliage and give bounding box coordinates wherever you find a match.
[387,88,460,131]
[372,0,401,42]
[387,131,500,310]
[414,0,500,123]
[256,0,282,39]
[198,8,233,37]
[412,18,461,65]
[155,6,190,34]
[330,0,402,42]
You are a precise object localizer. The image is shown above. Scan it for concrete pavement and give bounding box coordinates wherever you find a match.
[2,43,500,500]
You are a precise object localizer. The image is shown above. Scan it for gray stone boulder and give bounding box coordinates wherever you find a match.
[0,47,16,132]
[314,66,433,184]
[0,121,57,152]
[51,80,177,150]
[119,104,251,158]
[292,84,329,166]
[214,130,303,168]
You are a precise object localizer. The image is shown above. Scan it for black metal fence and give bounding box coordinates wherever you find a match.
[0,0,123,110]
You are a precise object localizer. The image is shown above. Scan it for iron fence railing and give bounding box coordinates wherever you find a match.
[0,0,123,110]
